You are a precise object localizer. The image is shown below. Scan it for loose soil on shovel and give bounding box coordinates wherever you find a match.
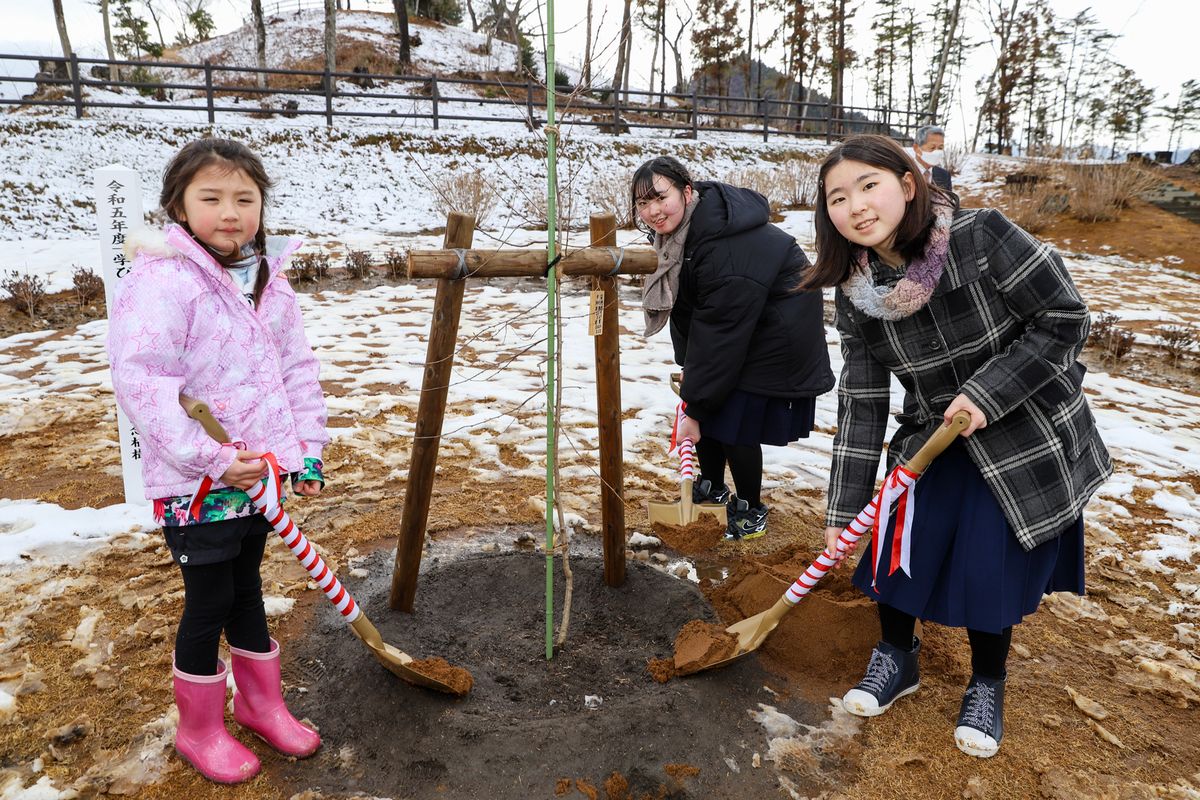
[279,552,818,800]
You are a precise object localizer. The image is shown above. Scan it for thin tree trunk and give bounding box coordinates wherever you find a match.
[52,0,73,61]
[252,0,268,90]
[146,2,166,49]
[324,0,337,86]
[100,0,116,80]
[648,3,660,105]
[466,0,479,32]
[928,0,960,122]
[746,0,755,113]
[659,0,666,106]
[971,0,1020,152]
[612,0,632,99]
[582,0,593,87]
[394,0,410,63]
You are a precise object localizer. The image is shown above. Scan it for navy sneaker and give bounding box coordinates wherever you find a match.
[692,477,731,505]
[723,495,768,541]
[842,637,921,717]
[955,674,1005,758]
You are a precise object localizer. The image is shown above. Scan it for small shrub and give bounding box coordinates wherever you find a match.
[1154,325,1196,368]
[999,180,1067,234]
[1067,163,1161,223]
[942,143,967,176]
[430,170,498,229]
[979,157,1006,183]
[554,68,572,92]
[1104,327,1136,363]
[382,247,407,279]
[778,159,820,207]
[345,250,373,280]
[723,166,789,211]
[1088,312,1136,363]
[2,270,48,320]
[128,66,161,98]
[290,252,331,285]
[588,172,633,229]
[72,265,104,308]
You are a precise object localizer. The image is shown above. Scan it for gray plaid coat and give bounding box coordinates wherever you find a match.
[826,207,1113,551]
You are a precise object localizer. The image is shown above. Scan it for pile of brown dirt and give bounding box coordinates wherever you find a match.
[650,517,723,553]
[671,620,738,674]
[406,657,474,696]
[706,551,879,704]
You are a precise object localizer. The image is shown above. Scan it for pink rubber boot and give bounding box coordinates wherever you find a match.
[172,659,261,784]
[230,638,320,758]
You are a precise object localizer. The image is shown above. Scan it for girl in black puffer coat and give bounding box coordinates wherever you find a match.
[634,155,834,540]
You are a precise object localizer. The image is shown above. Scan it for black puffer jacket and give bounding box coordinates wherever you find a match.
[670,181,834,421]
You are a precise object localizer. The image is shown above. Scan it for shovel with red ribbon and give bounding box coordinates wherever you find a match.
[675,411,971,675]
[647,373,727,527]
[178,395,471,695]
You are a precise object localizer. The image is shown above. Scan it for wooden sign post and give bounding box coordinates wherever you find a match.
[97,164,148,506]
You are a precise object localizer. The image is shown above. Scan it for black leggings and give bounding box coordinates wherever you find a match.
[878,603,1011,680]
[696,436,764,506]
[175,533,271,675]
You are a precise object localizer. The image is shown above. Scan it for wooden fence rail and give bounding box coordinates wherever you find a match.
[2,52,933,143]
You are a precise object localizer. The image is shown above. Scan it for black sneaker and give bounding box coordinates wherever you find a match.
[723,495,768,541]
[955,674,1005,758]
[842,637,921,717]
[692,477,731,505]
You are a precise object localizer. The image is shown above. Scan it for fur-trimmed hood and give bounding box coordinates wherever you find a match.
[124,224,302,282]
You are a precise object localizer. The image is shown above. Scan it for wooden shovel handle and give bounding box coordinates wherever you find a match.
[179,394,230,443]
[669,372,682,397]
[905,411,971,473]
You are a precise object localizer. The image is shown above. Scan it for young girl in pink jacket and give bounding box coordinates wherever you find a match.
[108,138,328,784]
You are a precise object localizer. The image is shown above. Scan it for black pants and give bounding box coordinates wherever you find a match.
[879,603,1011,679]
[174,528,272,676]
[696,435,764,506]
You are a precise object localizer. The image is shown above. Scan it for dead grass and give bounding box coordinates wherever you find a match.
[1066,163,1162,223]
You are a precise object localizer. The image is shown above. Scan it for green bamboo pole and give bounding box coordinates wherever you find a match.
[544,0,559,662]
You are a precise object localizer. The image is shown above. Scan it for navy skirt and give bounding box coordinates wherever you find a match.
[851,439,1085,633]
[700,389,817,447]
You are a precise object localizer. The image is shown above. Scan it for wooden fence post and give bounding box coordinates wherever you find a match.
[826,97,833,144]
[761,96,769,143]
[69,52,83,119]
[526,78,534,127]
[611,87,621,135]
[691,86,699,139]
[204,64,215,124]
[431,76,439,130]
[589,214,626,588]
[323,67,333,126]
[389,212,475,612]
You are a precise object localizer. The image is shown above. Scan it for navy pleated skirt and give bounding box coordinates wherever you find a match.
[701,389,817,447]
[851,439,1085,633]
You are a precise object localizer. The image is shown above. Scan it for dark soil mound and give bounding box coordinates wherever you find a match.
[280,551,820,799]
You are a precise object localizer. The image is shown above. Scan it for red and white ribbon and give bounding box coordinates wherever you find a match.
[677,437,695,481]
[187,450,361,623]
[870,465,919,587]
[782,464,922,605]
[249,453,360,621]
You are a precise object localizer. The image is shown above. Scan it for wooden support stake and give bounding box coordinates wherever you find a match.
[589,214,626,588]
[389,212,475,612]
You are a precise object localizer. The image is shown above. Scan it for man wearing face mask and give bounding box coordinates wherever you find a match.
[912,125,952,191]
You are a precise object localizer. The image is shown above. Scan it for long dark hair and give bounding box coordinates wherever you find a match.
[629,156,693,236]
[160,138,275,306]
[802,134,951,290]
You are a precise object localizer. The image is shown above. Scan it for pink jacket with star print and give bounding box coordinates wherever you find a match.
[108,224,329,500]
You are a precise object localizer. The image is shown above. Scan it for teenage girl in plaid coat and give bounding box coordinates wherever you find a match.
[805,135,1112,757]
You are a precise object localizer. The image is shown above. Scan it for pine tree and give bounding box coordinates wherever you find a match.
[692,0,743,107]
[1162,80,1200,154]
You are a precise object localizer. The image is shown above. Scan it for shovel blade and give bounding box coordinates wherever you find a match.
[647,501,727,526]
[349,612,466,695]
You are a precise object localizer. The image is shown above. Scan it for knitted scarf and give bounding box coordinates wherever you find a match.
[642,192,701,336]
[841,200,954,320]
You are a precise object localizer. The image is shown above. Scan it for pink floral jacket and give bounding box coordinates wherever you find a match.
[108,225,329,500]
